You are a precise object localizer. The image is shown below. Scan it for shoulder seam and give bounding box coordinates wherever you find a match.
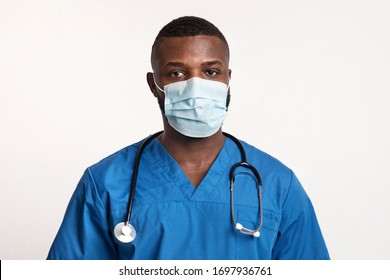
[281,169,294,209]
[86,167,106,210]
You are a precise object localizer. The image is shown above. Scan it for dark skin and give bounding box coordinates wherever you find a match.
[146,35,231,188]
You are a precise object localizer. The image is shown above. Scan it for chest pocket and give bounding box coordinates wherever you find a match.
[235,209,281,259]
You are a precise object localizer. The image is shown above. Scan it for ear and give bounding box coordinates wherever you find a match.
[146,72,158,97]
[228,69,232,93]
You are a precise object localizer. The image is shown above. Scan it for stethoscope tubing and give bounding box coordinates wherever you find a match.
[124,131,163,226]
[118,131,263,242]
[224,132,263,236]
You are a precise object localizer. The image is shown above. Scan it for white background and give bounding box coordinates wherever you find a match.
[1,0,389,260]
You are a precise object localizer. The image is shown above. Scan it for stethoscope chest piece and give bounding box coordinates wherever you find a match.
[114,222,136,243]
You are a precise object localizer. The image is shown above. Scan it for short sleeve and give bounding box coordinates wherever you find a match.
[47,169,117,259]
[272,172,330,260]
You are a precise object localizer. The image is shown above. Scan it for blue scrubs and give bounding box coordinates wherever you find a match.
[47,136,330,259]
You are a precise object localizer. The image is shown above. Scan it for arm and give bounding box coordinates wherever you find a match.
[272,172,330,260]
[47,169,116,259]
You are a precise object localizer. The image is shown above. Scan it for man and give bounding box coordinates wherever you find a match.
[47,16,330,259]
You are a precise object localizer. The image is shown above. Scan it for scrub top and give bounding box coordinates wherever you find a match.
[47,136,330,260]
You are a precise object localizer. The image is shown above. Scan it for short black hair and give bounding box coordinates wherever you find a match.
[151,16,229,67]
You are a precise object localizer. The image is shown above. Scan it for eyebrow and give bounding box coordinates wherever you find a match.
[164,60,224,68]
[201,60,223,67]
[164,62,185,68]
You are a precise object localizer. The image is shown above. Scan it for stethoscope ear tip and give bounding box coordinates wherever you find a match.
[235,223,261,237]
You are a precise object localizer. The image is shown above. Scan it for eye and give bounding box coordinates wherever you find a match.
[169,71,185,78]
[205,69,219,76]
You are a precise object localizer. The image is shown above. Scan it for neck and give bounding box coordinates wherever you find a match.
[158,120,226,169]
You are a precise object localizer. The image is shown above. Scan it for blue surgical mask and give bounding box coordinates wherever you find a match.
[154,76,229,138]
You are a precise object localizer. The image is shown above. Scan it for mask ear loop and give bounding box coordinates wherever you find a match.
[152,74,168,118]
[152,74,165,93]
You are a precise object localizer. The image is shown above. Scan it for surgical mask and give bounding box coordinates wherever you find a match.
[154,76,229,138]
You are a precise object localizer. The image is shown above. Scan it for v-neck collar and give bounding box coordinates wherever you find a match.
[146,137,234,201]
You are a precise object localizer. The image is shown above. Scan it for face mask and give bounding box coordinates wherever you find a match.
[154,76,229,138]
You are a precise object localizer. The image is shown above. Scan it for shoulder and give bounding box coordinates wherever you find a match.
[88,140,142,175]
[238,139,293,178]
[233,138,300,209]
[80,138,146,195]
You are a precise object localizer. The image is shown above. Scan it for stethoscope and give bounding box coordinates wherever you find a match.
[114,131,263,243]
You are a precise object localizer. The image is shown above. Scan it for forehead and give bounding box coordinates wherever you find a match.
[152,35,229,70]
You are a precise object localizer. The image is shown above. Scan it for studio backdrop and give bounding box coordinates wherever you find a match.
[0,0,389,259]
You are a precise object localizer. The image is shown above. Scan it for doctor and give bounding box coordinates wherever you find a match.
[47,16,330,259]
